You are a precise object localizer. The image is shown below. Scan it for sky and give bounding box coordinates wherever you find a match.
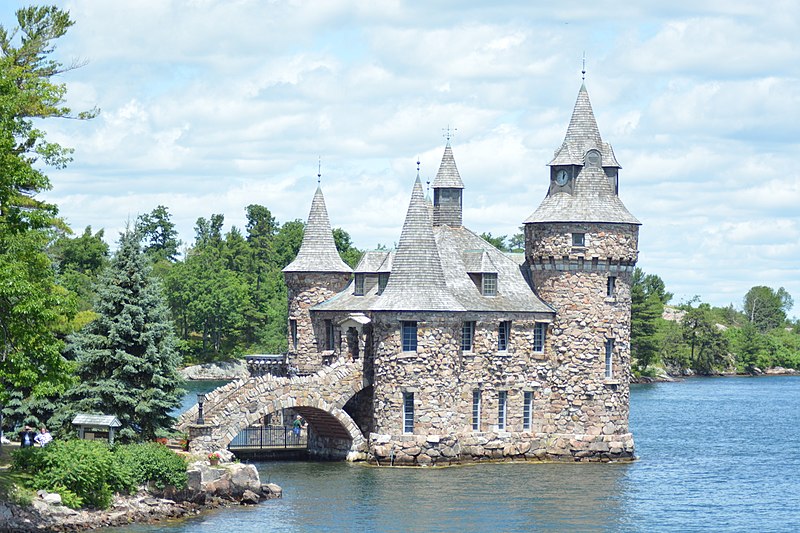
[4,0,800,316]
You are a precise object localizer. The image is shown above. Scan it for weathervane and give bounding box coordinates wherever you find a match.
[582,51,586,81]
[442,125,457,144]
[317,156,321,185]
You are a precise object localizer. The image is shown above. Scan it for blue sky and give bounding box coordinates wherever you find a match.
[5,0,799,316]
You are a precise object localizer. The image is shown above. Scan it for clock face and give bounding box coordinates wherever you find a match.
[555,169,569,186]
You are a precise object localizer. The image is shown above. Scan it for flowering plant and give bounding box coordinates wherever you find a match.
[208,452,221,461]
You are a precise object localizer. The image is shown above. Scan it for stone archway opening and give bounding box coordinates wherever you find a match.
[294,406,355,460]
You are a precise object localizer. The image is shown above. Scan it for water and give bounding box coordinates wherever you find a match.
[171,380,230,417]
[117,375,800,532]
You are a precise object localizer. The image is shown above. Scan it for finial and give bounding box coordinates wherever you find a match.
[442,125,457,145]
[426,179,431,196]
[416,157,421,177]
[317,156,321,185]
[581,51,586,81]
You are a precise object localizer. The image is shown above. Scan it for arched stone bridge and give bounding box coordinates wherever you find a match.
[177,358,369,460]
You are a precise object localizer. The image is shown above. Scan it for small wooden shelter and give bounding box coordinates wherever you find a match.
[72,414,122,444]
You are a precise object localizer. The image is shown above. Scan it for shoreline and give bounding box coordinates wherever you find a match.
[631,366,798,384]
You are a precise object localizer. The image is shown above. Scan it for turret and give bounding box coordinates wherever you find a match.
[283,186,352,373]
[431,142,464,227]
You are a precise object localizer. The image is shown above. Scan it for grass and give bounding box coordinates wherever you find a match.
[0,443,35,506]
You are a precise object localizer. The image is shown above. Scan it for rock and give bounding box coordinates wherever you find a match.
[42,492,62,505]
[241,490,260,505]
[180,360,249,380]
[263,483,283,498]
[229,464,262,494]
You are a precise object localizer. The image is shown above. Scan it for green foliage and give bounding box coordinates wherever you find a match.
[743,286,793,333]
[681,303,730,375]
[11,440,188,509]
[630,268,667,370]
[480,232,508,251]
[67,229,184,442]
[333,227,364,268]
[136,205,181,262]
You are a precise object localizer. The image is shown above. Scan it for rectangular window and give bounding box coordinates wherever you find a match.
[378,273,389,294]
[607,276,616,297]
[403,392,414,434]
[472,389,481,431]
[461,321,475,352]
[482,273,497,296]
[498,391,507,430]
[533,322,546,352]
[324,319,334,351]
[572,233,585,247]
[523,391,533,431]
[290,319,298,351]
[498,321,511,352]
[402,321,417,352]
[605,339,614,378]
[354,274,365,296]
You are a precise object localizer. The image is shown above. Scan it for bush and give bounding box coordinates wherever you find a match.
[11,440,188,509]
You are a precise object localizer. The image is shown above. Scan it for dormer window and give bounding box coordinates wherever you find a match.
[482,273,497,296]
[572,233,585,247]
[378,273,389,294]
[354,274,365,296]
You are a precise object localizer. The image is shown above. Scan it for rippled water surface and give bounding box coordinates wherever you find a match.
[116,375,800,532]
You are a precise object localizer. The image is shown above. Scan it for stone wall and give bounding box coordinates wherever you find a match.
[284,272,351,374]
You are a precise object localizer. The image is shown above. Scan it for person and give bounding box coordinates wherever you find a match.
[34,426,52,447]
[292,414,304,437]
[18,425,36,448]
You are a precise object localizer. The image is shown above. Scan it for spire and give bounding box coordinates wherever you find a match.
[371,177,463,311]
[432,143,464,189]
[283,186,352,273]
[549,84,605,167]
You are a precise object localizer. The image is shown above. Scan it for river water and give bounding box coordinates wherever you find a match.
[118,375,800,532]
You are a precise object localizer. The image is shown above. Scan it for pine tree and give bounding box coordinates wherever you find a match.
[67,229,183,441]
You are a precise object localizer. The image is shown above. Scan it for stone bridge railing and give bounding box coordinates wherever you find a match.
[177,358,369,459]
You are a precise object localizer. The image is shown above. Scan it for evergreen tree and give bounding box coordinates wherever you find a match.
[67,229,183,441]
[630,268,668,371]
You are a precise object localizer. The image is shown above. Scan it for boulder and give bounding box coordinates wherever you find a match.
[241,490,260,505]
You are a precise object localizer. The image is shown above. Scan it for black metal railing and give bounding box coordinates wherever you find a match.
[228,425,307,449]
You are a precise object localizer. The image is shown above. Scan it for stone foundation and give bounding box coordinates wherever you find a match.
[368,431,634,466]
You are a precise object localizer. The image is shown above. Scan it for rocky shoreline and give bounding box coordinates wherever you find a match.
[0,455,280,532]
[179,360,249,381]
[631,366,798,383]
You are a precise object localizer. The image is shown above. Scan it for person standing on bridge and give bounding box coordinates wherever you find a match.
[293,414,305,438]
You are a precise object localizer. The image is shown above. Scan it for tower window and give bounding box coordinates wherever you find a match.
[402,321,417,352]
[482,273,497,296]
[572,233,585,247]
[498,391,507,430]
[324,319,334,351]
[290,319,298,351]
[403,392,414,434]
[354,274,365,296]
[461,321,475,352]
[605,339,614,378]
[533,322,546,352]
[378,273,389,294]
[472,389,481,431]
[498,321,511,352]
[607,276,616,297]
[523,391,533,431]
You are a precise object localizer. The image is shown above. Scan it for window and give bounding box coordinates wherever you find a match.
[378,273,389,294]
[498,391,507,430]
[605,339,614,378]
[472,389,481,431]
[290,319,298,351]
[402,321,417,352]
[354,274,365,296]
[461,321,475,352]
[572,233,585,247]
[523,391,533,431]
[482,273,497,296]
[498,321,511,351]
[403,392,414,434]
[324,319,334,351]
[533,322,546,352]
[607,276,616,297]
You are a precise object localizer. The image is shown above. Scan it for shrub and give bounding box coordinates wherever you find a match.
[112,442,188,490]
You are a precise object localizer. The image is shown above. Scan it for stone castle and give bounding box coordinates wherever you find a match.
[279,82,640,464]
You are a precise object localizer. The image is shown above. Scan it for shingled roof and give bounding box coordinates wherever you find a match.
[549,84,620,169]
[283,186,353,273]
[369,177,464,311]
[432,142,464,189]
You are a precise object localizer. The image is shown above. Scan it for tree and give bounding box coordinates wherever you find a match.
[0,6,94,419]
[333,227,363,268]
[630,269,671,371]
[50,226,109,311]
[136,205,181,262]
[743,286,793,333]
[67,229,183,441]
[681,303,729,375]
[480,232,508,252]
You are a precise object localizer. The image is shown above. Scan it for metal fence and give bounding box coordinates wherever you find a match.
[228,425,307,449]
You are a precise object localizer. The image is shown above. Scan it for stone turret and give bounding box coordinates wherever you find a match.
[524,83,640,453]
[283,186,352,374]
[431,142,464,227]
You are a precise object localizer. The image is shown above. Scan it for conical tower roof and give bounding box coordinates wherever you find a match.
[431,142,464,189]
[371,176,464,311]
[527,83,638,225]
[549,84,620,168]
[283,186,352,273]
